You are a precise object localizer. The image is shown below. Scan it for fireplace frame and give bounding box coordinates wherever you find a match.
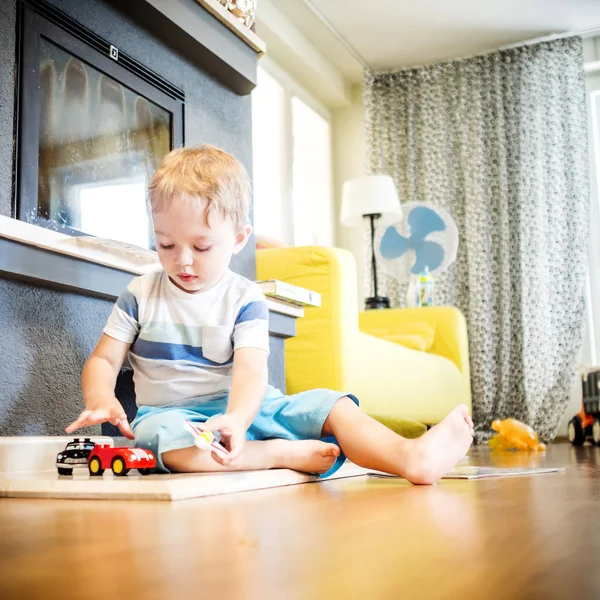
[15,0,185,235]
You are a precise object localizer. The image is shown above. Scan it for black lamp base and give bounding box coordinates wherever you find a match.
[365,296,390,310]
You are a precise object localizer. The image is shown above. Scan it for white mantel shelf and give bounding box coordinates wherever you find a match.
[0,216,297,332]
[0,215,159,276]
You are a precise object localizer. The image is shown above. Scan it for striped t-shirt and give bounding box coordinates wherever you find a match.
[104,269,269,407]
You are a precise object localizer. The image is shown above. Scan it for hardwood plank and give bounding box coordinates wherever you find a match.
[0,443,598,599]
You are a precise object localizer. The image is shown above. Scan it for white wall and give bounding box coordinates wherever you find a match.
[584,36,600,63]
[332,84,367,310]
[256,2,367,304]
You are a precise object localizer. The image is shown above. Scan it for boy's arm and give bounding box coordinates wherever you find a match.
[228,347,268,425]
[205,288,269,464]
[66,334,134,439]
[205,347,268,464]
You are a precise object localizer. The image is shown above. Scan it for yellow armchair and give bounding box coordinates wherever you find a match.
[256,246,471,429]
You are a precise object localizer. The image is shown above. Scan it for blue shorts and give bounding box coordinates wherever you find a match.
[131,386,359,478]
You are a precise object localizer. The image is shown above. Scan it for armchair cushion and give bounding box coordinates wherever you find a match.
[366,321,436,352]
[359,307,471,405]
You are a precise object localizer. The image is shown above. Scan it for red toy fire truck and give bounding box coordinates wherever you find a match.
[568,368,600,446]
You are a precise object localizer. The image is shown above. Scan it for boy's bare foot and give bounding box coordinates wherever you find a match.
[402,404,473,485]
[272,439,341,474]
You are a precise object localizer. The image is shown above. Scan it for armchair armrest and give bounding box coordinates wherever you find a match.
[256,246,361,392]
[359,307,471,398]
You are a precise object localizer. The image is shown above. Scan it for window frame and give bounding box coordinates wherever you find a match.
[584,71,600,364]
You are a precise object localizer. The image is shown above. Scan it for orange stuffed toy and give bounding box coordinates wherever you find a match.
[488,418,546,452]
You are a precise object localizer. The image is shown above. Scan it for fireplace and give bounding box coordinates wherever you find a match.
[0,0,276,437]
[16,0,184,249]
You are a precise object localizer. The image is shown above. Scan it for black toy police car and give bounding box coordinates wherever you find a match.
[56,438,96,476]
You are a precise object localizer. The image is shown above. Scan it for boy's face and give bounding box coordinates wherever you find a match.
[152,198,251,293]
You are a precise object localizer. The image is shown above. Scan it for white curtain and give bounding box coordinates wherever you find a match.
[364,38,590,442]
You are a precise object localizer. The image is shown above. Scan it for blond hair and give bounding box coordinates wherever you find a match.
[148,145,251,227]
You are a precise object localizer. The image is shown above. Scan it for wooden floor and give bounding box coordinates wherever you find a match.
[0,442,598,600]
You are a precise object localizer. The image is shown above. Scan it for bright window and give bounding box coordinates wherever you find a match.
[291,97,334,246]
[251,68,288,244]
[252,65,334,247]
[73,178,151,248]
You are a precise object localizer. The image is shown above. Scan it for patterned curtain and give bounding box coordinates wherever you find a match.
[364,38,589,442]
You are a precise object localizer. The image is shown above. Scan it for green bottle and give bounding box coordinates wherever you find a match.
[417,267,435,307]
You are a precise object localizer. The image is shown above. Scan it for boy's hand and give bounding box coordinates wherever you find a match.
[66,399,135,440]
[202,413,247,465]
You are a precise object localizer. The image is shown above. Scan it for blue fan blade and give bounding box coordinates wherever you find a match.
[380,226,410,260]
[410,241,445,274]
[407,206,446,240]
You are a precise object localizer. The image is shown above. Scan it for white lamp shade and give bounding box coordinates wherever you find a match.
[340,175,401,228]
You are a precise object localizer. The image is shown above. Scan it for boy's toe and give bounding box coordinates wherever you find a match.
[324,443,340,457]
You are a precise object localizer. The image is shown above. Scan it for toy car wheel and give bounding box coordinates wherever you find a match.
[568,416,586,446]
[57,467,72,476]
[111,456,129,477]
[138,468,153,476]
[593,420,600,446]
[88,456,104,476]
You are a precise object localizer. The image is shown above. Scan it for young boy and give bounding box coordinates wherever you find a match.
[66,145,473,484]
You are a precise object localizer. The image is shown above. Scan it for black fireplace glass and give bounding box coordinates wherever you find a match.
[17,3,184,250]
[38,39,171,249]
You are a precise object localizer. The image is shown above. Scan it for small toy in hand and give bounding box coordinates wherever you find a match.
[183,420,230,459]
[488,419,546,452]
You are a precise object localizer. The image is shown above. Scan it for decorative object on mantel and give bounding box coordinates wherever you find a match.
[195,0,265,54]
[224,0,258,29]
[341,175,401,310]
